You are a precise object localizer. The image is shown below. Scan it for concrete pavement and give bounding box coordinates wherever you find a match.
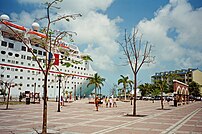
[0,99,201,134]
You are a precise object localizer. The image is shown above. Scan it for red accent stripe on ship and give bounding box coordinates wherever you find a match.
[0,63,90,78]
[1,21,26,31]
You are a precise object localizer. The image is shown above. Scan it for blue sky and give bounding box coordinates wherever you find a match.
[1,0,202,95]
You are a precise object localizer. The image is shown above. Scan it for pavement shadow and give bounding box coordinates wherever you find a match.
[0,108,15,110]
[156,108,171,110]
[124,114,147,117]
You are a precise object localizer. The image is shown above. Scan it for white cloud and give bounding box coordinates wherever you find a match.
[17,0,114,14]
[137,0,202,69]
[69,12,121,71]
[10,10,46,28]
[15,0,121,71]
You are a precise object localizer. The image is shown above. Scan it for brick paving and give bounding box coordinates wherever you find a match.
[0,100,201,134]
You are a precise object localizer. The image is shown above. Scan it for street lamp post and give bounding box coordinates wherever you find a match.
[80,87,82,100]
[74,84,76,101]
[57,75,62,112]
[34,83,36,104]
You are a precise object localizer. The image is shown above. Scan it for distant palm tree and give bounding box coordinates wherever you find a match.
[118,75,133,101]
[155,79,168,109]
[87,73,105,101]
[138,84,147,99]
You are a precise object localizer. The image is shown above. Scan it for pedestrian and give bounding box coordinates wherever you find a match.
[130,96,133,105]
[113,98,117,107]
[60,96,64,106]
[83,94,86,99]
[109,97,113,108]
[105,97,109,108]
[95,96,99,111]
[100,98,104,107]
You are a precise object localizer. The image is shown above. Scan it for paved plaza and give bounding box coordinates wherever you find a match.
[0,99,202,134]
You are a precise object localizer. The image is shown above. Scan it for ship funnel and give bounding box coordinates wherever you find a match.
[32,22,40,31]
[0,14,10,21]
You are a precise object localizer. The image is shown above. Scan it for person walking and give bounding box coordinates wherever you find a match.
[60,96,64,106]
[113,98,117,107]
[95,96,99,111]
[109,97,113,108]
[105,97,109,108]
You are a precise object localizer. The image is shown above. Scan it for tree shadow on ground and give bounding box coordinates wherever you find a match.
[124,114,147,117]
[170,105,178,107]
[0,108,15,110]
[156,108,171,110]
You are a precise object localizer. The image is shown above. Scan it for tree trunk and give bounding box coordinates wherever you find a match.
[6,87,11,110]
[100,88,101,98]
[94,87,97,103]
[42,75,48,134]
[161,88,164,109]
[124,87,126,101]
[133,75,137,116]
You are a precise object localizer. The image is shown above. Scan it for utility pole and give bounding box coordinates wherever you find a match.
[57,75,61,112]
[34,83,36,103]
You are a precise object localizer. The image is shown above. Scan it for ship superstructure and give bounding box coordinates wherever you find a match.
[0,14,96,99]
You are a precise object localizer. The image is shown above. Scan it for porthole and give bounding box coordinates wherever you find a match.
[38,50,42,55]
[1,51,6,54]
[21,46,26,51]
[8,52,13,56]
[1,41,7,47]
[8,43,14,48]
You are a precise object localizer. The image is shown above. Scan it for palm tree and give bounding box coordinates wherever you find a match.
[189,81,201,97]
[138,84,148,99]
[118,75,133,101]
[154,79,168,109]
[149,84,160,103]
[87,73,105,102]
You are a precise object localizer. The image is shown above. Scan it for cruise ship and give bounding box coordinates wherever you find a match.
[0,14,96,99]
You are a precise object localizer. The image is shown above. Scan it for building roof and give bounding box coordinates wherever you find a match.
[152,68,198,77]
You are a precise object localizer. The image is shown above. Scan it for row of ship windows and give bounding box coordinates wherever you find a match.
[0,82,81,90]
[0,51,91,74]
[1,50,46,63]
[1,40,80,60]
[1,41,46,56]
[0,74,84,85]
[0,66,89,80]
[1,58,93,76]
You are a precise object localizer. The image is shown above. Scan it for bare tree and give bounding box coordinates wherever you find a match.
[0,78,22,110]
[0,0,83,133]
[118,28,154,116]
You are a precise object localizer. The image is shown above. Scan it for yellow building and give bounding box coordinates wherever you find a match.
[192,70,202,95]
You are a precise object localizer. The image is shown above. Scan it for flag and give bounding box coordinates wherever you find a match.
[48,52,59,66]
[48,52,53,63]
[54,54,59,66]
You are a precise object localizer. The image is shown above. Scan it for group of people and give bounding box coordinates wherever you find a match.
[95,96,117,111]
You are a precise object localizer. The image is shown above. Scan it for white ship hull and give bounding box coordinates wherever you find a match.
[0,17,96,99]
